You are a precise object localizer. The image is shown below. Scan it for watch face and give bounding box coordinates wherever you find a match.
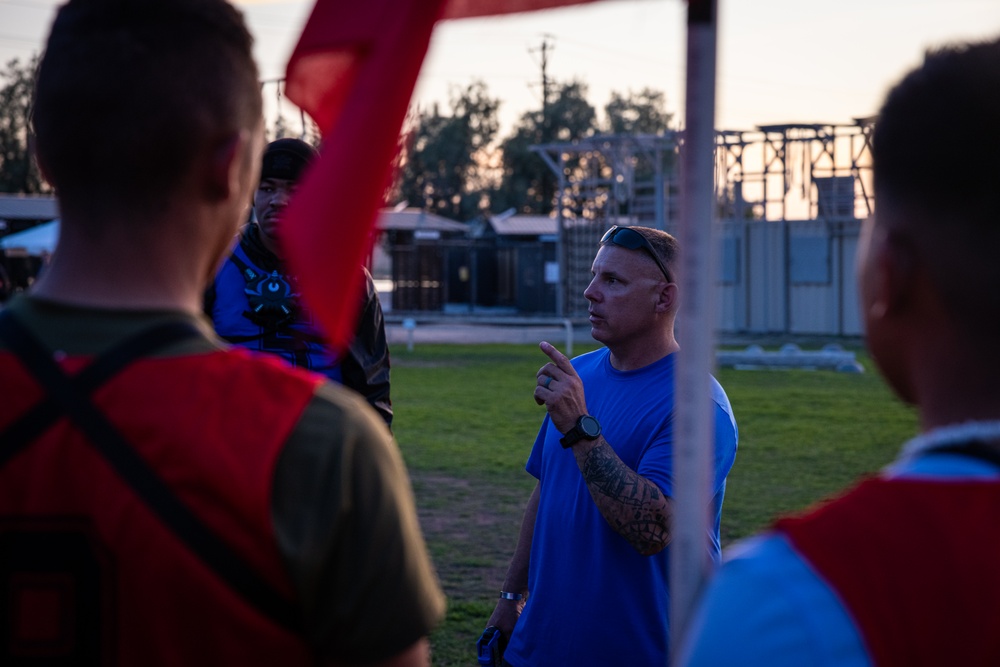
[580,415,601,438]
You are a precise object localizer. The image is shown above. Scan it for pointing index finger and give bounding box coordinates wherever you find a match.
[539,340,572,373]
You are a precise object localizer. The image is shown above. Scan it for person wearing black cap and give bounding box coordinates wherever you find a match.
[206,137,393,427]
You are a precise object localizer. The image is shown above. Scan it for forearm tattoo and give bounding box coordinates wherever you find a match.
[581,442,671,555]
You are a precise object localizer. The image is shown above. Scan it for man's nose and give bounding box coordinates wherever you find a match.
[273,186,292,204]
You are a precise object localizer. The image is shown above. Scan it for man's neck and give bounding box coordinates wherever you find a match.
[31,255,204,314]
[31,211,222,315]
[909,330,1000,433]
[607,336,680,371]
[241,223,285,271]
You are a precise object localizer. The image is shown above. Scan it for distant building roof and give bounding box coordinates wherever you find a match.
[376,208,467,233]
[0,194,58,222]
[488,214,558,236]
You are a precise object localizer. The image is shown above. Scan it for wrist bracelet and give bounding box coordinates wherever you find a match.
[499,591,523,601]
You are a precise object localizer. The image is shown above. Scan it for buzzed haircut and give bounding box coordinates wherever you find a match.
[33,0,262,221]
[873,37,1000,334]
[874,38,1000,228]
[634,226,679,276]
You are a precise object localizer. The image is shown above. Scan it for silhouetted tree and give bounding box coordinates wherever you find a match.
[0,56,45,194]
[395,80,500,220]
[604,87,672,135]
[494,79,597,214]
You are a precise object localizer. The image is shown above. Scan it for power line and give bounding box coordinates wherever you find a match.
[0,33,43,47]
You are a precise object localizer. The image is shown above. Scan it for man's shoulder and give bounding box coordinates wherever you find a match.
[679,532,868,666]
[304,380,387,425]
[1,296,220,357]
[571,346,609,373]
[289,379,396,458]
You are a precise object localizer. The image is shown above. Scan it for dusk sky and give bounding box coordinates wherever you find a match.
[3,0,999,135]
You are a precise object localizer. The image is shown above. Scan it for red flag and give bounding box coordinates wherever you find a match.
[282,0,602,352]
[442,0,602,19]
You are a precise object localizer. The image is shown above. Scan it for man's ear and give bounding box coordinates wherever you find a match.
[34,151,52,186]
[206,130,253,202]
[655,281,679,314]
[869,231,917,321]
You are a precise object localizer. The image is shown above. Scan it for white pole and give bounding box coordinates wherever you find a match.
[670,0,719,661]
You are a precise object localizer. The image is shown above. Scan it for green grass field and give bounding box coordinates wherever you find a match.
[388,341,918,666]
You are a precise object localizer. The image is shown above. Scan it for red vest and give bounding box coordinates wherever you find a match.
[0,347,321,666]
[777,477,1000,666]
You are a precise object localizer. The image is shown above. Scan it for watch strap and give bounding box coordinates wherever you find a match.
[560,415,601,448]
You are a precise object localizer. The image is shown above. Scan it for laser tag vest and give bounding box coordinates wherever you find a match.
[0,311,322,666]
[232,252,300,328]
[210,242,342,382]
[776,458,1000,666]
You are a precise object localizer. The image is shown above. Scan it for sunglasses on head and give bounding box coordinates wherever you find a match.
[600,225,673,283]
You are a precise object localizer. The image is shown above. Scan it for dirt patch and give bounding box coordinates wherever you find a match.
[410,473,535,602]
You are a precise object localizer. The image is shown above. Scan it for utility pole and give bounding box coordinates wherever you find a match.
[530,34,554,137]
[531,34,562,312]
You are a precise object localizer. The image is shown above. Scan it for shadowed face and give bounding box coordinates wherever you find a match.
[253,177,296,256]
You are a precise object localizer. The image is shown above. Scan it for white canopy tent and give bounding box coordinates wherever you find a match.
[0,219,60,256]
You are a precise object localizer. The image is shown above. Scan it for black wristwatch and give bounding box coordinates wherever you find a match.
[560,415,602,448]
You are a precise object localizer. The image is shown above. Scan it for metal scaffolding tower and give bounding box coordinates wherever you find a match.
[532,118,874,318]
[532,133,681,317]
[715,119,874,222]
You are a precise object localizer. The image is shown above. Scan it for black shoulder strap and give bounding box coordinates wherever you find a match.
[227,252,260,282]
[0,318,201,468]
[922,441,1000,470]
[0,312,301,634]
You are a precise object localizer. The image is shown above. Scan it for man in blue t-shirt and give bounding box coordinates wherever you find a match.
[486,225,738,666]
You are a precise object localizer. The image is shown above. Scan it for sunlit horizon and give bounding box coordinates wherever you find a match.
[3,0,999,138]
